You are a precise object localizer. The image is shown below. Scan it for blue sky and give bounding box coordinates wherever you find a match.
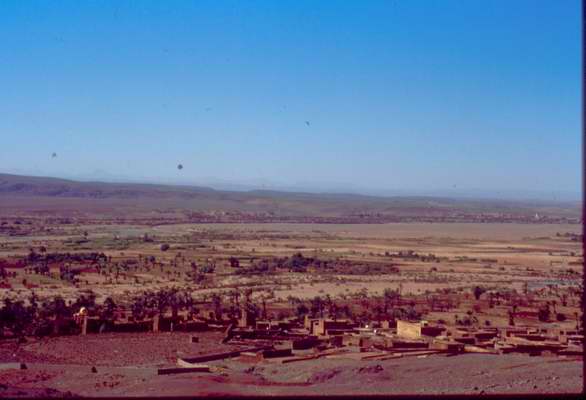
[0,0,581,197]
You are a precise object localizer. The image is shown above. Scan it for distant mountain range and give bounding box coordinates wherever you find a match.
[0,173,580,221]
[4,167,579,202]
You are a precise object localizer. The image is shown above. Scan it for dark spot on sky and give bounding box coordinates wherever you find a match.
[305,121,310,126]
[177,164,183,170]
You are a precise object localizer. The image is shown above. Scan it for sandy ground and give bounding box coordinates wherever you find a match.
[0,222,582,396]
[0,332,243,367]
[0,351,581,396]
[0,332,583,396]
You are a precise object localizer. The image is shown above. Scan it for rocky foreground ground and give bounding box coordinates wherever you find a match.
[0,332,582,396]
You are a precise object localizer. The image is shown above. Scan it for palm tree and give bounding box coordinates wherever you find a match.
[330,302,340,321]
[102,297,116,320]
[324,295,333,317]
[211,294,222,321]
[44,296,71,335]
[373,304,385,323]
[156,289,170,316]
[310,296,324,318]
[286,295,299,312]
[230,289,241,308]
[296,303,309,319]
[383,288,399,314]
[168,290,184,319]
[260,295,268,320]
[340,304,352,319]
[131,301,144,321]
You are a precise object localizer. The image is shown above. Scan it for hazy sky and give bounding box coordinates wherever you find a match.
[0,0,581,195]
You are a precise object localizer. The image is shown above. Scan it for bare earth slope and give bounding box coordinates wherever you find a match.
[0,334,582,396]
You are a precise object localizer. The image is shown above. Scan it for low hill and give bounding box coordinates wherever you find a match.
[0,173,580,222]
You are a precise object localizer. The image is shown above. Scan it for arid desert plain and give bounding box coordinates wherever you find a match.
[0,174,583,396]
